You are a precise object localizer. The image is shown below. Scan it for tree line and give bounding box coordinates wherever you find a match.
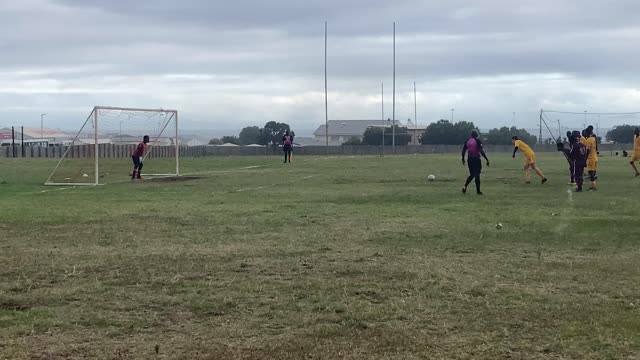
[343,120,537,146]
[211,121,640,147]
[210,121,293,146]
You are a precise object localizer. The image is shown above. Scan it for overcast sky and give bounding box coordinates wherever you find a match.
[2,0,640,135]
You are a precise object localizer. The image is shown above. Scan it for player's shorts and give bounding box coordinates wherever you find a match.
[132,156,142,168]
[524,153,536,166]
[587,158,598,171]
[631,152,640,162]
[467,157,482,175]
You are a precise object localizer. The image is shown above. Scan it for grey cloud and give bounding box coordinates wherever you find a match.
[2,0,640,132]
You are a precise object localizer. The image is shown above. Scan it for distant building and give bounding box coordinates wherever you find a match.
[0,127,70,147]
[313,120,404,145]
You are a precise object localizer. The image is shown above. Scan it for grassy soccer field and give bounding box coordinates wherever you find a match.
[1,154,639,359]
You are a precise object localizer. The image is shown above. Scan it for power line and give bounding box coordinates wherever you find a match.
[543,109,640,116]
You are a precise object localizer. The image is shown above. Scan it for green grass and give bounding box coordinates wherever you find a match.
[1,154,639,359]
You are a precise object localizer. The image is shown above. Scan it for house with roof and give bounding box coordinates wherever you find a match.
[313,120,404,146]
[0,127,71,146]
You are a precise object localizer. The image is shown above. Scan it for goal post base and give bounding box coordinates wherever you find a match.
[44,182,102,186]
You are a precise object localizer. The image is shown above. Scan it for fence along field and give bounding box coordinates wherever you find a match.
[0,154,639,358]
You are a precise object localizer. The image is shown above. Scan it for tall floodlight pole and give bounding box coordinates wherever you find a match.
[513,112,516,127]
[381,82,385,156]
[539,109,543,145]
[414,82,417,145]
[557,119,561,141]
[451,108,455,122]
[324,21,329,151]
[392,21,396,153]
[40,113,47,138]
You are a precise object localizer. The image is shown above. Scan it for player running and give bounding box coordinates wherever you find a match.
[512,136,547,184]
[282,130,293,163]
[131,135,149,180]
[630,128,640,176]
[570,131,588,192]
[584,127,598,190]
[461,130,490,195]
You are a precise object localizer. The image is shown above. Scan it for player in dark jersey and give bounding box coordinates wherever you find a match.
[131,135,149,180]
[570,131,588,192]
[461,130,490,195]
[557,131,575,185]
[282,130,293,163]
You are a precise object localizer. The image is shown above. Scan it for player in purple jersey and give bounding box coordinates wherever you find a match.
[569,130,589,192]
[461,130,490,195]
[557,131,575,185]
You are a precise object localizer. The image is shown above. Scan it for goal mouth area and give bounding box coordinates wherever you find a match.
[45,106,180,186]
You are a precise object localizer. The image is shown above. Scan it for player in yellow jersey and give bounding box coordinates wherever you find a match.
[630,128,640,176]
[512,136,548,184]
[585,127,598,190]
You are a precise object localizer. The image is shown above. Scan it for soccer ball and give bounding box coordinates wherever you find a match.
[427,174,436,182]
[496,223,503,230]
[82,174,89,178]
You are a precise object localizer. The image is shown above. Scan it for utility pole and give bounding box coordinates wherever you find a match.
[40,113,47,139]
[324,21,329,151]
[381,82,384,156]
[392,21,396,153]
[539,109,543,145]
[414,82,417,145]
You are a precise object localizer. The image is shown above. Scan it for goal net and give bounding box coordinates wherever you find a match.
[541,109,640,144]
[46,106,179,185]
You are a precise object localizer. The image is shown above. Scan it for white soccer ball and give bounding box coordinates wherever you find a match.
[496,223,503,230]
[82,174,88,178]
[427,174,436,182]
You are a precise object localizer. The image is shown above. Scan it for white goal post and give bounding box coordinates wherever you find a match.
[45,106,179,186]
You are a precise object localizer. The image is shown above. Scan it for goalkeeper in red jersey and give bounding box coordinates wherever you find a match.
[131,135,149,180]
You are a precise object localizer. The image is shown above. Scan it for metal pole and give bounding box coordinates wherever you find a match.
[381,82,384,156]
[324,21,329,152]
[513,112,516,127]
[21,126,24,157]
[94,108,99,185]
[451,108,454,122]
[539,109,543,145]
[175,111,180,176]
[11,126,15,158]
[392,21,396,153]
[557,120,561,141]
[40,113,46,138]
[414,82,417,145]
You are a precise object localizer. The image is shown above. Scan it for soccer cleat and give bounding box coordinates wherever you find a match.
[635,173,640,177]
[567,182,575,185]
[542,178,548,184]
[575,189,583,193]
[461,187,467,194]
[525,181,531,184]
[476,192,484,195]
[588,187,597,191]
